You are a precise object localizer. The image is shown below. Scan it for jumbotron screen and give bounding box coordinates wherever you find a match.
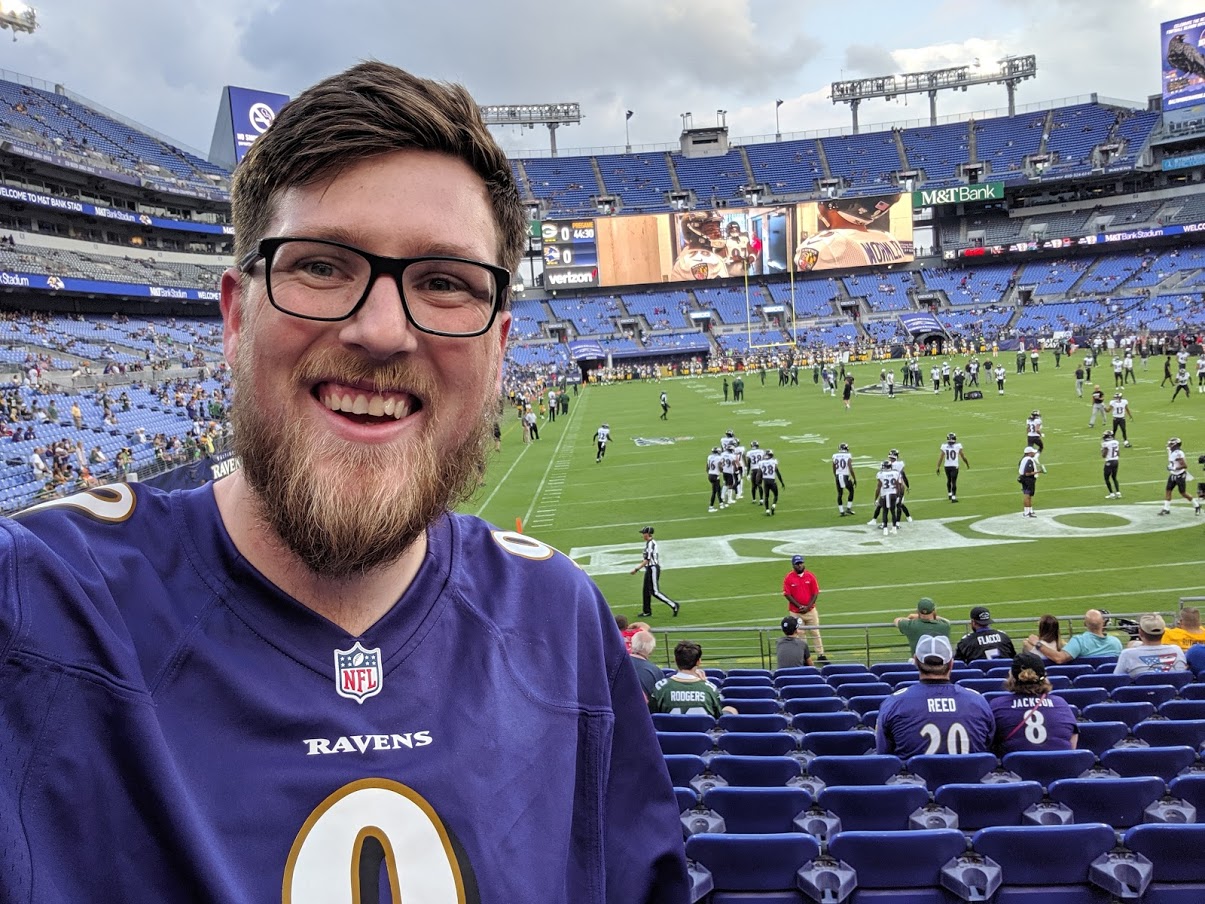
[541,193,913,290]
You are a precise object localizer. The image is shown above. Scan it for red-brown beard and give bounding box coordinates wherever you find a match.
[230,342,494,578]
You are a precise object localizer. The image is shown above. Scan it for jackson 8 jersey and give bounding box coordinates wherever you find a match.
[0,484,687,903]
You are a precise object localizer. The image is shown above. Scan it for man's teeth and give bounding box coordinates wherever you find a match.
[323,390,410,419]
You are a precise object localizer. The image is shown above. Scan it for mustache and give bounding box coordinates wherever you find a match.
[292,349,439,398]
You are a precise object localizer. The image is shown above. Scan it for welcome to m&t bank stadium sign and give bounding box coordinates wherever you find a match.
[913,183,1004,208]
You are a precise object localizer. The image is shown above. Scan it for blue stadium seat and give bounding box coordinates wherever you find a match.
[715,732,798,758]
[718,713,789,734]
[1002,749,1096,788]
[807,754,903,787]
[1159,700,1205,721]
[935,781,1046,830]
[782,697,847,715]
[1167,773,1205,813]
[780,684,838,700]
[703,668,727,682]
[719,680,775,694]
[657,731,714,757]
[773,666,820,678]
[971,823,1117,903]
[1046,664,1095,680]
[800,730,875,757]
[1134,671,1194,689]
[820,664,870,676]
[1179,683,1205,700]
[790,711,859,734]
[652,713,716,733]
[826,829,968,903]
[904,752,999,791]
[726,668,772,678]
[1123,824,1205,904]
[722,699,783,715]
[675,786,699,814]
[1074,721,1131,758]
[702,786,812,834]
[773,674,826,689]
[959,677,1006,694]
[685,832,819,903]
[1047,776,1165,829]
[860,710,880,730]
[1112,685,1180,707]
[1082,701,1157,728]
[663,754,708,787]
[1051,687,1109,709]
[818,784,931,832]
[869,661,914,676]
[708,755,802,788]
[1100,746,1198,782]
[836,682,893,699]
[826,673,883,689]
[1133,719,1205,749]
[845,694,890,717]
[1073,673,1132,693]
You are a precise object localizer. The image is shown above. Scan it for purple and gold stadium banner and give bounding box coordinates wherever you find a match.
[0,184,233,235]
[0,270,218,302]
[555,193,913,289]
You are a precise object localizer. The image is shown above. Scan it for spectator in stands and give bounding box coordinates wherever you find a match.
[89,446,106,464]
[1114,614,1188,676]
[650,640,731,717]
[990,653,1078,756]
[27,446,47,478]
[1161,606,1205,652]
[1020,614,1062,659]
[1187,642,1205,677]
[776,616,812,669]
[955,606,1017,663]
[629,630,663,704]
[70,401,82,429]
[876,635,993,757]
[894,597,951,654]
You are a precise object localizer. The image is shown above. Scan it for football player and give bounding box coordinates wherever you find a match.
[1109,391,1133,447]
[746,440,766,503]
[832,442,856,516]
[936,432,970,502]
[1101,430,1121,499]
[1025,409,1044,454]
[793,195,910,272]
[890,449,913,523]
[595,422,611,462]
[874,459,902,535]
[706,446,724,512]
[760,449,785,515]
[670,211,729,281]
[1159,437,1201,516]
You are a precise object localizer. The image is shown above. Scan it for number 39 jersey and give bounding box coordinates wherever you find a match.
[875,680,994,759]
[0,484,687,903]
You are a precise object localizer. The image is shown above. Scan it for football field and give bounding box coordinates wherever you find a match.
[470,354,1205,665]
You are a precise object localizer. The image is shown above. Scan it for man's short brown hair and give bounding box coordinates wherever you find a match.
[673,640,703,671]
[231,61,526,287]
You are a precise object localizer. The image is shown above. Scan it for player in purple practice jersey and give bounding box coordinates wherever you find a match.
[876,635,994,760]
[0,63,687,904]
[990,653,1079,756]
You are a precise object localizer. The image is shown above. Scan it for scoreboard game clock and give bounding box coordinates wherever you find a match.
[541,219,600,288]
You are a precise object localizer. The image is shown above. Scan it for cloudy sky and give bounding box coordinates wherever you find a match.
[1,0,1200,159]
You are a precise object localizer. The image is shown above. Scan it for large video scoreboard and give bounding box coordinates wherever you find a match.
[541,219,600,288]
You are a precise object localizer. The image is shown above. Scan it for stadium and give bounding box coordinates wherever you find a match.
[2,1,1205,900]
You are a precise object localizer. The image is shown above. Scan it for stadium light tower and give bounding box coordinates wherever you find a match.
[480,102,582,157]
[0,0,37,39]
[830,54,1037,133]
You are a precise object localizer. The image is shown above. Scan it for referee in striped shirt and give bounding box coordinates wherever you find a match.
[631,526,680,618]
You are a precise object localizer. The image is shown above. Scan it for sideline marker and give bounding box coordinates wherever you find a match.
[515,517,523,534]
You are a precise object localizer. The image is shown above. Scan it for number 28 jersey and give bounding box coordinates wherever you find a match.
[875,680,994,759]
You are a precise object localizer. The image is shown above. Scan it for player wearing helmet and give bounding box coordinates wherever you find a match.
[706,446,724,512]
[1172,366,1192,402]
[874,459,902,534]
[595,422,611,462]
[760,449,785,515]
[1101,431,1121,498]
[1159,437,1201,515]
[1109,392,1133,447]
[1025,410,1044,454]
[936,432,970,502]
[889,450,913,523]
[832,442,856,516]
[746,440,766,504]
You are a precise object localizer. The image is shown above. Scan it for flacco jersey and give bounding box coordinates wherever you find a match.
[0,484,688,904]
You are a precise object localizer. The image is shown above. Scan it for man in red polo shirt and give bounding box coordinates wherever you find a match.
[782,554,827,663]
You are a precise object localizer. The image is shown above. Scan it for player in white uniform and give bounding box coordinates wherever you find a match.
[595,423,611,462]
[994,365,1006,395]
[1101,431,1121,498]
[760,450,784,515]
[1159,437,1201,516]
[874,460,902,535]
[732,440,746,499]
[936,432,970,502]
[890,449,913,523]
[832,442,856,516]
[1109,392,1133,447]
[706,446,723,512]
[1025,410,1044,453]
[1197,356,1205,393]
[745,441,766,504]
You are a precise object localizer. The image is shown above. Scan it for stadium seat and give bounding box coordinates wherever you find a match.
[701,786,812,834]
[934,781,1045,831]
[703,668,727,682]
[790,711,859,734]
[722,699,783,715]
[800,730,875,757]
[1072,673,1132,693]
[726,668,772,678]
[663,754,708,787]
[685,832,819,903]
[949,669,981,683]
[708,755,802,788]
[869,661,914,675]
[779,684,838,700]
[807,754,903,788]
[878,670,918,688]
[773,674,826,689]
[1002,750,1096,788]
[1078,656,1120,671]
[904,752,999,791]
[1082,701,1157,728]
[657,732,714,757]
[1046,664,1095,680]
[826,673,883,689]
[836,681,893,699]
[1179,683,1205,700]
[826,829,969,903]
[818,784,931,832]
[959,677,1006,694]
[971,823,1118,903]
[860,710,880,730]
[717,713,789,734]
[773,666,820,678]
[845,694,890,717]
[1047,776,1165,829]
[1047,676,1072,690]
[1112,684,1180,707]
[782,697,847,715]
[820,664,870,676]
[652,713,715,733]
[1167,773,1205,813]
[1133,718,1205,749]
[1051,687,1109,709]
[719,679,775,693]
[1123,824,1205,904]
[1134,671,1194,689]
[1074,721,1131,758]
[1160,700,1205,720]
[715,732,798,758]
[1100,746,1198,782]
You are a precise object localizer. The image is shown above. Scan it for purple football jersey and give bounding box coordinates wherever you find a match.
[875,680,994,759]
[990,693,1079,755]
[0,483,688,903]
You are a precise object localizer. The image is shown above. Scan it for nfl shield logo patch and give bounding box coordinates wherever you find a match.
[334,642,383,704]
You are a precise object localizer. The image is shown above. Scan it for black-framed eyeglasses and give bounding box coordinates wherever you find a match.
[237,237,510,337]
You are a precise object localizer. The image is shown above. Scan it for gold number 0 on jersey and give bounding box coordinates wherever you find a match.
[283,778,467,903]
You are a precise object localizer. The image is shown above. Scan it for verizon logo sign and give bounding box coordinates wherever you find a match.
[546,266,599,288]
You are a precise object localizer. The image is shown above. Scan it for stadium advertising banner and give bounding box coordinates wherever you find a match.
[912,183,1004,208]
[951,219,1205,259]
[227,87,290,163]
[0,270,219,302]
[0,184,233,235]
[1162,13,1205,120]
[555,193,913,289]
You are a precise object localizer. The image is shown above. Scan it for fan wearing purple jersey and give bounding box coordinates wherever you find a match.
[0,63,688,904]
[876,635,994,759]
[990,653,1079,756]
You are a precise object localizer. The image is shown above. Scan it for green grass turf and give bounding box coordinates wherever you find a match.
[469,353,1205,666]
